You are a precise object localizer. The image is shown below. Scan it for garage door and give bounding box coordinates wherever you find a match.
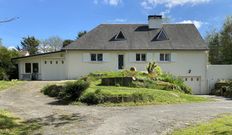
[42,59,65,80]
[183,77,201,94]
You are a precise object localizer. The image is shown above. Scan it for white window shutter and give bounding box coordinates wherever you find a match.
[103,53,110,62]
[171,53,177,62]
[83,53,90,62]
[147,53,153,62]
[154,53,160,62]
[129,53,135,62]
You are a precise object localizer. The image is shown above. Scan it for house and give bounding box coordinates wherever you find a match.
[13,15,209,94]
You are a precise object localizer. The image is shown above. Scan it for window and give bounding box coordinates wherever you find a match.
[136,53,146,61]
[25,63,31,73]
[62,60,64,64]
[160,53,171,62]
[56,61,58,64]
[91,54,103,62]
[45,61,47,64]
[33,63,39,73]
[50,61,52,64]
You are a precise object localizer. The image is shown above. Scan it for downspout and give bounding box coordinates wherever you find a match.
[65,49,69,80]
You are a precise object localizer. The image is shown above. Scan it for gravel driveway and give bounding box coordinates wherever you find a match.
[0,81,232,135]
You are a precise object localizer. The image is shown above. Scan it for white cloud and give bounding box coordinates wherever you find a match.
[94,0,122,6]
[178,20,205,29]
[104,0,121,6]
[141,0,211,9]
[108,18,127,23]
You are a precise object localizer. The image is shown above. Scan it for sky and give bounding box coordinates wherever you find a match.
[0,0,231,48]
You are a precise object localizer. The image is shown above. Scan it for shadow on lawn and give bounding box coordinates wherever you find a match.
[0,112,83,134]
[27,113,83,128]
[47,100,72,105]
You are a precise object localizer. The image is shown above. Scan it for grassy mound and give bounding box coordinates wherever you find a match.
[172,114,232,135]
[42,70,209,106]
[0,109,40,134]
[0,80,23,91]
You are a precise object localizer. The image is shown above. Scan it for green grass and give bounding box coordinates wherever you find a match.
[80,80,210,106]
[0,80,23,91]
[172,114,232,135]
[0,109,41,135]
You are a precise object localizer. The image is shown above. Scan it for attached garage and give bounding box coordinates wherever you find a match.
[13,51,66,81]
[182,76,201,94]
[42,59,65,80]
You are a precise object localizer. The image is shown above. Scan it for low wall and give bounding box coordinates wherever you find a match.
[207,65,232,90]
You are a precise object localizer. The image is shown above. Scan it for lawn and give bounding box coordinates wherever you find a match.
[79,81,210,106]
[0,80,23,91]
[172,114,232,135]
[42,70,211,106]
[0,109,40,135]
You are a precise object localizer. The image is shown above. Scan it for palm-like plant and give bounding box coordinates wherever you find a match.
[146,62,157,74]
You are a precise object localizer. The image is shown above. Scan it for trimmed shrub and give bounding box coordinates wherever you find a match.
[42,84,64,97]
[62,80,90,101]
[80,89,155,105]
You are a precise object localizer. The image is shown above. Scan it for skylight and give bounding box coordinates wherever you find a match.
[110,31,126,41]
[152,29,168,41]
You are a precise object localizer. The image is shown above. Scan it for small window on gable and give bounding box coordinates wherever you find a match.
[110,31,126,41]
[152,29,168,41]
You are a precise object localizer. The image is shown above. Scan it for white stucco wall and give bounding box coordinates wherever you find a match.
[16,50,208,94]
[16,52,66,80]
[207,65,232,90]
[65,50,208,94]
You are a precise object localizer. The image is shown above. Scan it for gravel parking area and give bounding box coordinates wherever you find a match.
[0,81,231,135]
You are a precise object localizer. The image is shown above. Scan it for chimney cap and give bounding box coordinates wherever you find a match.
[148,15,162,20]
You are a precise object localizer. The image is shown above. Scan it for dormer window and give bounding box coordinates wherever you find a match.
[152,29,168,41]
[110,31,126,41]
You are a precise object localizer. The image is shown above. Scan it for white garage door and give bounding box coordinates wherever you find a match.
[183,77,201,94]
[42,59,65,80]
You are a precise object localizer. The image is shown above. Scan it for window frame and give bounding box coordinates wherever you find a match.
[136,53,146,62]
[25,63,31,73]
[90,53,103,62]
[159,53,171,62]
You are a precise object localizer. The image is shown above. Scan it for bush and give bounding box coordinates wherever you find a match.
[42,84,64,97]
[158,73,192,94]
[62,80,90,101]
[42,80,90,101]
[80,89,155,105]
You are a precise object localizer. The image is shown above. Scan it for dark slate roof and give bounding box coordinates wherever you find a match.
[63,24,208,50]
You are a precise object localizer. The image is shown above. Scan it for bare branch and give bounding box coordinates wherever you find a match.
[0,17,19,23]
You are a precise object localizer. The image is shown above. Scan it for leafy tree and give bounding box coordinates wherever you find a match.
[20,36,40,55]
[0,46,19,80]
[63,39,74,48]
[0,38,2,46]
[76,31,87,39]
[220,16,232,64]
[206,16,232,64]
[206,30,222,64]
[39,36,63,53]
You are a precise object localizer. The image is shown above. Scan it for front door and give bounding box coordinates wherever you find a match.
[118,55,124,70]
[32,63,39,80]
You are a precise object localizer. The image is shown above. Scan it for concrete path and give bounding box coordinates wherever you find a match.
[0,81,232,135]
